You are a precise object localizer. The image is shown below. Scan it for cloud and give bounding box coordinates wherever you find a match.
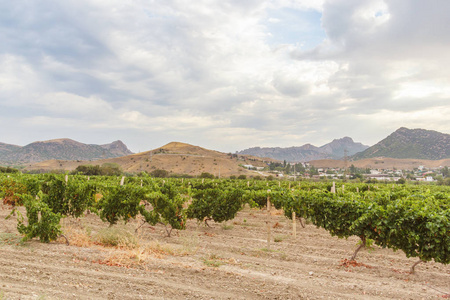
[0,0,448,153]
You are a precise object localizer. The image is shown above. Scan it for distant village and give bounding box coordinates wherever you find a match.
[241,160,450,184]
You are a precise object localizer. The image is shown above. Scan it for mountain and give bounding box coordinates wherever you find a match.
[0,139,133,165]
[352,127,450,160]
[237,137,369,162]
[25,142,276,177]
[0,142,21,154]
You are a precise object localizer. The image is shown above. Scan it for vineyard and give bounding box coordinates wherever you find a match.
[0,173,449,299]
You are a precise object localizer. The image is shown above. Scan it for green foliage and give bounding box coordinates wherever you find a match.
[17,193,62,243]
[199,172,215,179]
[0,166,19,173]
[5,174,449,265]
[41,178,68,215]
[150,169,169,178]
[187,187,244,224]
[100,163,123,176]
[65,180,96,218]
[72,164,122,176]
[142,183,187,233]
[96,185,144,226]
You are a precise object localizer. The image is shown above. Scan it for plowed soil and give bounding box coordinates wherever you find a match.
[0,205,448,299]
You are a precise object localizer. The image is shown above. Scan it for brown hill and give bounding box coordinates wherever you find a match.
[25,142,277,177]
[309,157,450,170]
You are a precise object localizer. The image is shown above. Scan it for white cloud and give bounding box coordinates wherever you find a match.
[0,0,449,153]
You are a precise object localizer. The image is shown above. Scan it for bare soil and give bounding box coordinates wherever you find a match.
[0,205,449,300]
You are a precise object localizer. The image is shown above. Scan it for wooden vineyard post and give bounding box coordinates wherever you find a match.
[331,182,336,193]
[65,175,68,184]
[356,187,359,193]
[140,179,143,187]
[267,190,271,250]
[292,211,296,238]
[342,185,345,193]
[120,176,125,186]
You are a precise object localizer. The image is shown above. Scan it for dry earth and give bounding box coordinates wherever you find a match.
[0,205,449,300]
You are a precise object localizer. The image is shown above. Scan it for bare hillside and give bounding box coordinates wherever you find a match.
[25,142,276,177]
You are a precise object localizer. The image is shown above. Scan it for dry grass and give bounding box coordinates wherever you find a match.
[95,226,138,248]
[60,220,191,268]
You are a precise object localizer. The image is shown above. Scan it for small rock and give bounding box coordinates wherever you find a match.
[309,271,314,276]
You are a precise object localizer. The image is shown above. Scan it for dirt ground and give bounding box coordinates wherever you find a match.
[0,205,449,300]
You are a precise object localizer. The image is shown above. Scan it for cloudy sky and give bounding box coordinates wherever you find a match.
[1,0,449,153]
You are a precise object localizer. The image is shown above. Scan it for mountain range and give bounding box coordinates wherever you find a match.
[236,137,369,162]
[1,127,449,169]
[0,139,133,165]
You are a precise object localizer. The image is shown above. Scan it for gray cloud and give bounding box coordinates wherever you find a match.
[0,0,449,153]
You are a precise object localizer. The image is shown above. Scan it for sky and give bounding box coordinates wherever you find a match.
[1,0,449,153]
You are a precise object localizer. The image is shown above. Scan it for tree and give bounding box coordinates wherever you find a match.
[150,169,169,178]
[285,164,291,174]
[442,166,449,178]
[397,178,406,184]
[294,163,305,174]
[199,172,215,179]
[309,166,319,176]
[100,163,122,176]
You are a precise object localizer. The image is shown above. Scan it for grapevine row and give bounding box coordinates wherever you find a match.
[0,173,448,267]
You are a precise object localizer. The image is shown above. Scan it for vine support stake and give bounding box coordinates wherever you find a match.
[331,182,336,193]
[266,191,271,250]
[292,211,296,238]
[120,176,125,186]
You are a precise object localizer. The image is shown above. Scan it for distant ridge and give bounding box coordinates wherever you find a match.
[352,127,450,160]
[0,139,133,165]
[237,137,369,162]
